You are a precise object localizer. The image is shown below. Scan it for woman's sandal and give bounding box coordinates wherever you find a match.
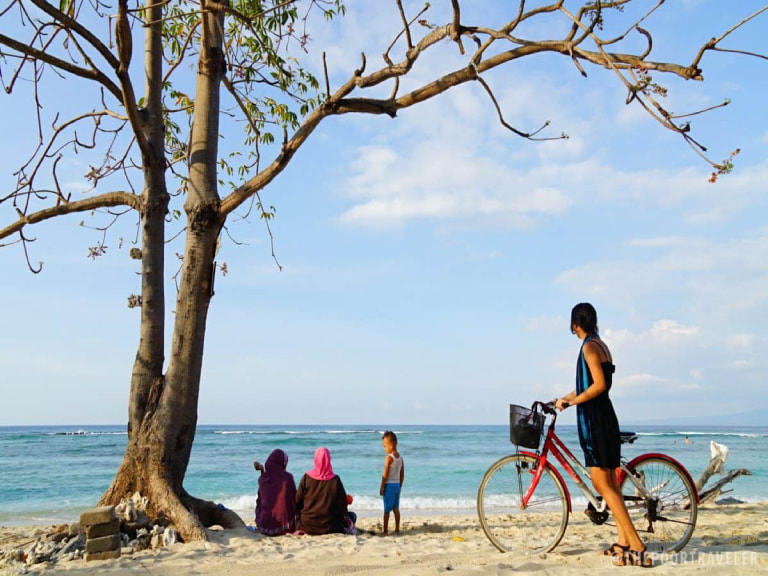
[614,546,653,568]
[601,543,628,557]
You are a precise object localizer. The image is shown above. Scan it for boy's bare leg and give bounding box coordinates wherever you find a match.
[382,512,390,535]
[394,508,400,534]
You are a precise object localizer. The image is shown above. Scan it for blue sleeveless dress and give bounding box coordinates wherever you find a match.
[576,335,621,468]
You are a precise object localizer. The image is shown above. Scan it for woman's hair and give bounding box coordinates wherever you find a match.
[570,303,598,335]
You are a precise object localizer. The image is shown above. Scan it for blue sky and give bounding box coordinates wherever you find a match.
[1,1,767,426]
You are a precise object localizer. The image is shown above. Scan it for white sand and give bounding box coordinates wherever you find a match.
[2,503,766,574]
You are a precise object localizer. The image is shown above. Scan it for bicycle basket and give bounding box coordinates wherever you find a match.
[509,404,545,449]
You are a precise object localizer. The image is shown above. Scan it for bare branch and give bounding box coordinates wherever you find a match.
[20,229,43,273]
[113,0,151,158]
[384,2,429,66]
[163,22,200,84]
[0,191,141,240]
[691,5,768,69]
[27,0,119,70]
[473,68,563,141]
[394,0,413,50]
[599,0,664,48]
[710,47,768,62]
[253,189,281,270]
[713,5,768,46]
[322,51,330,97]
[449,0,465,55]
[670,100,730,120]
[0,32,123,100]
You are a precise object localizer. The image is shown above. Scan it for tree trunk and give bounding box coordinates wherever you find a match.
[99,0,244,542]
[100,201,243,541]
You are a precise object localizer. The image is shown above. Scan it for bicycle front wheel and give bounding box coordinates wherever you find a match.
[477,454,568,553]
[620,456,698,553]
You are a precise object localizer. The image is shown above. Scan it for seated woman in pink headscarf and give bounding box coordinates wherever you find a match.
[295,447,356,535]
[253,449,297,536]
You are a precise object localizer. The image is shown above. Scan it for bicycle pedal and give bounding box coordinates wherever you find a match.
[584,503,609,525]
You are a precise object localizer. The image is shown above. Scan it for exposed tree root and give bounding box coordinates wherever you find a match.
[99,462,244,541]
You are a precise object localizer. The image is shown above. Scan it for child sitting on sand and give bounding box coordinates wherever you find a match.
[379,430,405,535]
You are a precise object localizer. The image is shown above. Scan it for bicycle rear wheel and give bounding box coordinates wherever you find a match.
[620,456,698,553]
[477,454,568,553]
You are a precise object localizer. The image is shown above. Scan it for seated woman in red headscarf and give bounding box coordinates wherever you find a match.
[295,447,356,535]
[253,449,297,536]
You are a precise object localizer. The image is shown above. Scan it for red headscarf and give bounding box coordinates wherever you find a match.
[306,447,336,481]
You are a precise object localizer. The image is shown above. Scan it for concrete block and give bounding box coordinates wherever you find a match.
[79,506,116,527]
[85,549,121,562]
[85,534,121,554]
[85,518,120,539]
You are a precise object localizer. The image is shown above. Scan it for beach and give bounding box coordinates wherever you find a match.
[2,503,766,574]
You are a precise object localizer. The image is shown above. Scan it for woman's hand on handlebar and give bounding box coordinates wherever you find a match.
[554,398,570,411]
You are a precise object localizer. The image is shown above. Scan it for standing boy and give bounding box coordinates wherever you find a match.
[379,430,404,535]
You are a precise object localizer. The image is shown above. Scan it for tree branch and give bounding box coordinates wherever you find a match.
[0,191,141,240]
[0,33,123,100]
[222,1,767,219]
[28,0,120,70]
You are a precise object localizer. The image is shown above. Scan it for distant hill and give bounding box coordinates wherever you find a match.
[624,408,768,427]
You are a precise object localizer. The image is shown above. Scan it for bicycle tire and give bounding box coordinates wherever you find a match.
[477,453,569,553]
[620,455,698,553]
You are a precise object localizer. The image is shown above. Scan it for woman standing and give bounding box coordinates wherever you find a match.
[555,303,652,568]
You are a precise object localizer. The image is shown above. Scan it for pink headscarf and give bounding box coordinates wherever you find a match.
[306,447,337,481]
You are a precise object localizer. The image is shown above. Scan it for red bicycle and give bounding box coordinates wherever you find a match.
[477,401,698,554]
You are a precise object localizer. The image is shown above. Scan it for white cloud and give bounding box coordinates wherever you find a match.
[337,141,573,228]
[557,228,768,316]
[728,334,754,349]
[316,2,768,232]
[337,126,768,228]
[650,319,699,339]
[554,222,768,412]
[626,237,700,249]
[612,372,700,398]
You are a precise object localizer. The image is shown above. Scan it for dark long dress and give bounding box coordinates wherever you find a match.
[295,474,348,535]
[576,335,621,468]
[255,449,297,536]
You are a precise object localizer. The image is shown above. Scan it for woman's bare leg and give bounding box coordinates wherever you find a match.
[590,467,644,551]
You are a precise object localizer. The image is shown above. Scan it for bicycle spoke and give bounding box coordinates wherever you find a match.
[478,454,568,554]
[620,457,697,553]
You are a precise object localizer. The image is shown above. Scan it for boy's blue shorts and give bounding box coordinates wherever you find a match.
[383,483,401,513]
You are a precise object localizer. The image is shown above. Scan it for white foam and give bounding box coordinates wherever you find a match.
[635,431,765,438]
[46,431,127,436]
[210,429,426,436]
[214,431,274,435]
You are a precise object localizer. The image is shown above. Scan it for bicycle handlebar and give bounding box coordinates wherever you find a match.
[532,400,558,415]
[531,400,571,416]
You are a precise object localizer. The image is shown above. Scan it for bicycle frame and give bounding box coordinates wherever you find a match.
[519,411,662,514]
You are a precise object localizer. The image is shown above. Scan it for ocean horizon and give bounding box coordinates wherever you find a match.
[2,423,766,526]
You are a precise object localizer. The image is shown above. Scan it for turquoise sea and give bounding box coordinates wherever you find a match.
[1,424,766,525]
